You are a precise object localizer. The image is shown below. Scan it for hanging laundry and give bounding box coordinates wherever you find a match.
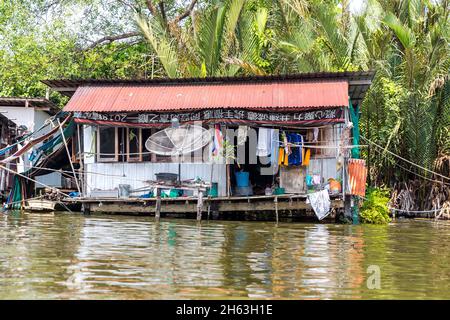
[212,124,223,157]
[282,132,291,156]
[278,147,289,166]
[256,128,272,157]
[237,126,248,146]
[312,174,321,185]
[306,175,313,186]
[313,127,319,142]
[270,129,279,172]
[302,148,311,166]
[287,133,303,166]
[307,189,331,220]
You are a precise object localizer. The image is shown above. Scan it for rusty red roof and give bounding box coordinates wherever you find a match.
[62,80,349,112]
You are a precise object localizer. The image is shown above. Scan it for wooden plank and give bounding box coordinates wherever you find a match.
[87,198,343,214]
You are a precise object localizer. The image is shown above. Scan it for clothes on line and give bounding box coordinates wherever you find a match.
[237,126,248,146]
[256,128,273,157]
[276,132,310,167]
[270,129,279,172]
[287,133,303,165]
[302,148,311,166]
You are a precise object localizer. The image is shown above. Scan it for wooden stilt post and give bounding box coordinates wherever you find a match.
[197,190,203,221]
[274,196,279,224]
[155,187,161,220]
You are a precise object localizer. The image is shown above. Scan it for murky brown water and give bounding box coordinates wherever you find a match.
[0,212,449,299]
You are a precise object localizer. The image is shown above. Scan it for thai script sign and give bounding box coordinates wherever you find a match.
[73,108,343,125]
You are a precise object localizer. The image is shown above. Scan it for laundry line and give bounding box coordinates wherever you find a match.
[8,163,155,183]
[361,135,450,181]
[367,145,450,186]
[0,164,71,198]
[6,162,213,186]
[80,144,368,157]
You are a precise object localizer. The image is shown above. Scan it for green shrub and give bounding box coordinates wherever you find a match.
[360,187,391,224]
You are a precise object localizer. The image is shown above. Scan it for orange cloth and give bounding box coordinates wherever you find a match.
[302,148,310,166]
[278,147,289,166]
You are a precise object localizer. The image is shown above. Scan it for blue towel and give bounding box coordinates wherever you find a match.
[287,133,303,165]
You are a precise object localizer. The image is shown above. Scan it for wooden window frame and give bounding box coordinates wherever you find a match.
[71,125,82,164]
[71,138,79,163]
[97,126,119,162]
[126,128,143,162]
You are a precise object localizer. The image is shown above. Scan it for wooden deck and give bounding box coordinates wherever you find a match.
[63,194,344,221]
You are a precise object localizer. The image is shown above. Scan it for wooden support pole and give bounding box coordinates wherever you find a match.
[57,118,81,194]
[207,196,211,220]
[197,190,203,221]
[274,196,279,224]
[76,124,85,196]
[155,188,161,220]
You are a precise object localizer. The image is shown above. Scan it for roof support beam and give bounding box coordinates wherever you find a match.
[349,80,372,85]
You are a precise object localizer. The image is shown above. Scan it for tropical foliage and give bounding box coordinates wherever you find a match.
[360,187,391,224]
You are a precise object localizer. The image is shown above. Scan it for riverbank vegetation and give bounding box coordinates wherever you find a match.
[1,0,449,213]
[360,187,391,224]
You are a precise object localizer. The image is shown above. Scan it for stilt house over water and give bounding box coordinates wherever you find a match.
[0,97,63,201]
[43,72,374,221]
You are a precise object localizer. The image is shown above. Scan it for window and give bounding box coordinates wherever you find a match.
[71,125,83,163]
[141,128,155,162]
[97,127,118,162]
[127,128,142,162]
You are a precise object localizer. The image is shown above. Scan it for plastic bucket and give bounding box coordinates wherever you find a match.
[274,187,285,195]
[235,171,250,187]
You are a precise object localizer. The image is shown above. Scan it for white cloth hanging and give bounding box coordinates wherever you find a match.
[307,189,331,220]
[256,128,272,157]
[237,126,248,146]
[313,127,319,142]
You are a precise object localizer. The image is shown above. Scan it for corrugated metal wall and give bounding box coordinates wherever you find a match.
[84,162,228,196]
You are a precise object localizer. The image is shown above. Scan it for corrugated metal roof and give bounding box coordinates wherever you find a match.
[63,81,349,112]
[0,97,59,114]
[44,71,374,106]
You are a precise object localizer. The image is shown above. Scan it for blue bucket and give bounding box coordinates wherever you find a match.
[235,171,250,187]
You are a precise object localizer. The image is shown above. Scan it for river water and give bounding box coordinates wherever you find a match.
[0,212,449,299]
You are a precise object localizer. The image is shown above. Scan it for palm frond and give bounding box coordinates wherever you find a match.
[197,4,227,76]
[383,11,416,49]
[135,15,179,78]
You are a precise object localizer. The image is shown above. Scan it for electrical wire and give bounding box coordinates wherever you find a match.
[361,135,450,181]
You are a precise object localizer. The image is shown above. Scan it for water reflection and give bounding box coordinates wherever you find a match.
[0,213,449,299]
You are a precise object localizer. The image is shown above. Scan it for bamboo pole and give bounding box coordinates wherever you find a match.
[0,164,71,198]
[76,124,85,196]
[57,118,81,194]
